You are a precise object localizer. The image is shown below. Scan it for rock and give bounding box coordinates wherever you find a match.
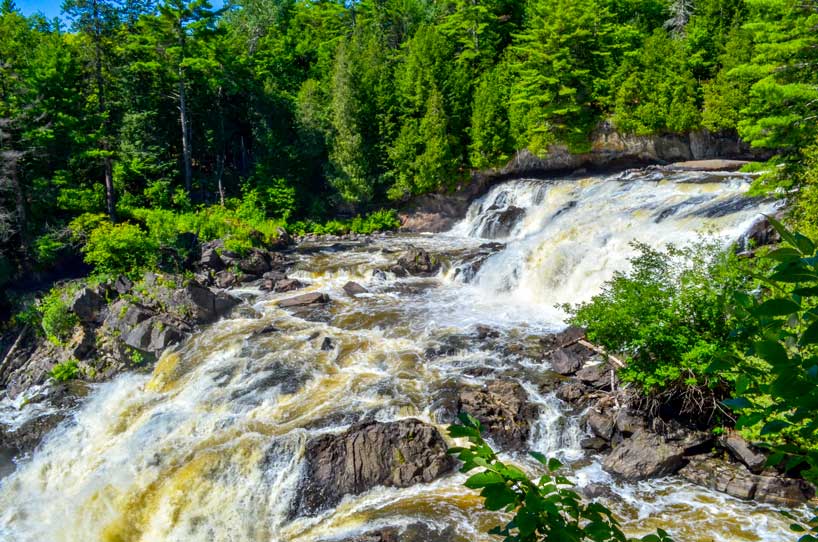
[68,324,97,360]
[111,275,133,295]
[320,337,335,351]
[602,431,685,481]
[396,247,441,276]
[582,483,616,500]
[105,300,152,333]
[720,431,767,473]
[70,287,106,324]
[680,456,814,505]
[343,281,368,296]
[172,283,219,323]
[547,347,586,375]
[279,292,330,308]
[263,270,287,282]
[216,271,237,289]
[199,247,225,271]
[581,437,609,451]
[477,205,525,238]
[576,362,616,390]
[0,412,67,453]
[330,524,456,542]
[289,419,455,517]
[458,380,538,451]
[275,226,293,247]
[274,279,304,293]
[614,408,647,436]
[587,408,615,440]
[237,249,270,275]
[214,291,241,316]
[555,381,592,406]
[475,325,499,340]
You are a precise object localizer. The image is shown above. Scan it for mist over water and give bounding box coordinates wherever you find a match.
[0,170,796,542]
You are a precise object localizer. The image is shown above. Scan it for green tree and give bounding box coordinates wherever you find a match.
[469,64,512,169]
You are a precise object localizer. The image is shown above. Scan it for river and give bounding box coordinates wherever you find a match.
[0,169,800,542]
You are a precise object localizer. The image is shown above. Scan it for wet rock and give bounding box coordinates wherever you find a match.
[290,418,455,517]
[475,325,499,340]
[274,278,304,293]
[171,282,227,323]
[216,271,238,289]
[0,412,67,453]
[214,290,241,316]
[279,292,330,308]
[680,456,815,505]
[603,430,685,481]
[331,524,456,542]
[582,483,616,500]
[263,270,287,282]
[547,347,586,375]
[396,247,441,276]
[587,408,615,440]
[458,380,538,451]
[581,437,609,451]
[320,337,335,351]
[238,249,271,275]
[576,362,616,390]
[719,431,767,473]
[478,205,525,238]
[343,281,368,296]
[555,381,592,407]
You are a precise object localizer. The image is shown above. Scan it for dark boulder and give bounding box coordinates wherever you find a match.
[274,279,304,293]
[602,430,685,481]
[396,247,441,276]
[199,247,225,271]
[289,418,455,517]
[587,408,615,440]
[279,292,330,308]
[680,456,815,505]
[458,380,538,451]
[547,347,586,375]
[576,362,616,390]
[0,412,67,453]
[216,271,238,289]
[581,437,609,451]
[238,249,271,275]
[343,281,368,296]
[70,287,106,324]
[478,206,525,239]
[555,381,592,407]
[719,431,767,473]
[112,275,133,295]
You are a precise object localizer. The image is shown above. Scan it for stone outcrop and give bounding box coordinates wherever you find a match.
[680,456,815,505]
[602,430,686,481]
[343,281,368,296]
[394,247,442,277]
[457,380,538,451]
[289,419,455,517]
[279,292,330,308]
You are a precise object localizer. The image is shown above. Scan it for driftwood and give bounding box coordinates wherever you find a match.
[0,325,28,382]
[542,334,626,369]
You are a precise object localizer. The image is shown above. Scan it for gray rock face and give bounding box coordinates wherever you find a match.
[587,409,615,440]
[458,380,538,451]
[238,249,271,275]
[274,278,304,292]
[576,363,616,390]
[680,456,815,505]
[70,288,106,324]
[602,430,685,481]
[720,431,767,473]
[343,281,368,296]
[547,347,586,375]
[279,292,330,308]
[396,247,441,276]
[199,247,225,271]
[290,419,455,517]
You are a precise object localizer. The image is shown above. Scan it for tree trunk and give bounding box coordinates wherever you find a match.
[179,66,193,194]
[10,158,27,251]
[93,0,116,221]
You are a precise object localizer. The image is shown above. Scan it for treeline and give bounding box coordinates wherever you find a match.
[0,0,817,279]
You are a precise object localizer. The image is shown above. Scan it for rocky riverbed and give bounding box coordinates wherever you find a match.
[0,169,811,542]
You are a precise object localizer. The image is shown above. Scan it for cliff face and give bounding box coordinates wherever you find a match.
[399,127,770,233]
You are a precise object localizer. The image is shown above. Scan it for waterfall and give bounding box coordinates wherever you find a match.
[449,171,778,316]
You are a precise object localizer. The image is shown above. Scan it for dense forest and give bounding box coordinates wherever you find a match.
[1,0,817,295]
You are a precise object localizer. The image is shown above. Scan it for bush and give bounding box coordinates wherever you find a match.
[33,232,69,267]
[82,222,158,277]
[38,286,78,345]
[567,240,751,415]
[449,413,673,542]
[50,358,79,381]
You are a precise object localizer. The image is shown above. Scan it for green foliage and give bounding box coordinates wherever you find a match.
[567,240,749,412]
[718,218,818,485]
[81,222,158,277]
[448,413,673,542]
[38,286,78,345]
[33,232,68,267]
[49,358,80,381]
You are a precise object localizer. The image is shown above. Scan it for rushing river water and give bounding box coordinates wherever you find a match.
[0,169,801,542]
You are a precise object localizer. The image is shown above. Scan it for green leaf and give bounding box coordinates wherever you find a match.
[800,320,818,346]
[482,483,519,511]
[754,340,789,365]
[768,247,803,262]
[761,420,790,435]
[765,215,799,250]
[754,298,801,317]
[464,471,506,489]
[529,451,548,465]
[547,457,562,472]
[794,233,815,256]
[723,397,752,410]
[793,286,818,297]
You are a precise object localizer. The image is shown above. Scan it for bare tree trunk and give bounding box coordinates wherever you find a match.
[10,157,27,251]
[216,153,225,206]
[179,66,193,194]
[93,0,116,222]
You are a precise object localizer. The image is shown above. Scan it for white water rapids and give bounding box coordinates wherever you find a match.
[0,169,800,542]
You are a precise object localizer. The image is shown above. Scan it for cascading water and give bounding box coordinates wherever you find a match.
[0,168,799,542]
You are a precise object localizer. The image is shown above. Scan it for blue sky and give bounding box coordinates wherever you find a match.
[15,0,65,19]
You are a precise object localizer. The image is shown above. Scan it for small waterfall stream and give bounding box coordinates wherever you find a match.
[0,169,796,542]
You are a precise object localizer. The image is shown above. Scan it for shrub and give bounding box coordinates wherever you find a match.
[68,213,109,243]
[33,232,69,267]
[82,222,158,277]
[567,240,751,416]
[50,358,80,381]
[38,286,78,345]
[449,413,673,542]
